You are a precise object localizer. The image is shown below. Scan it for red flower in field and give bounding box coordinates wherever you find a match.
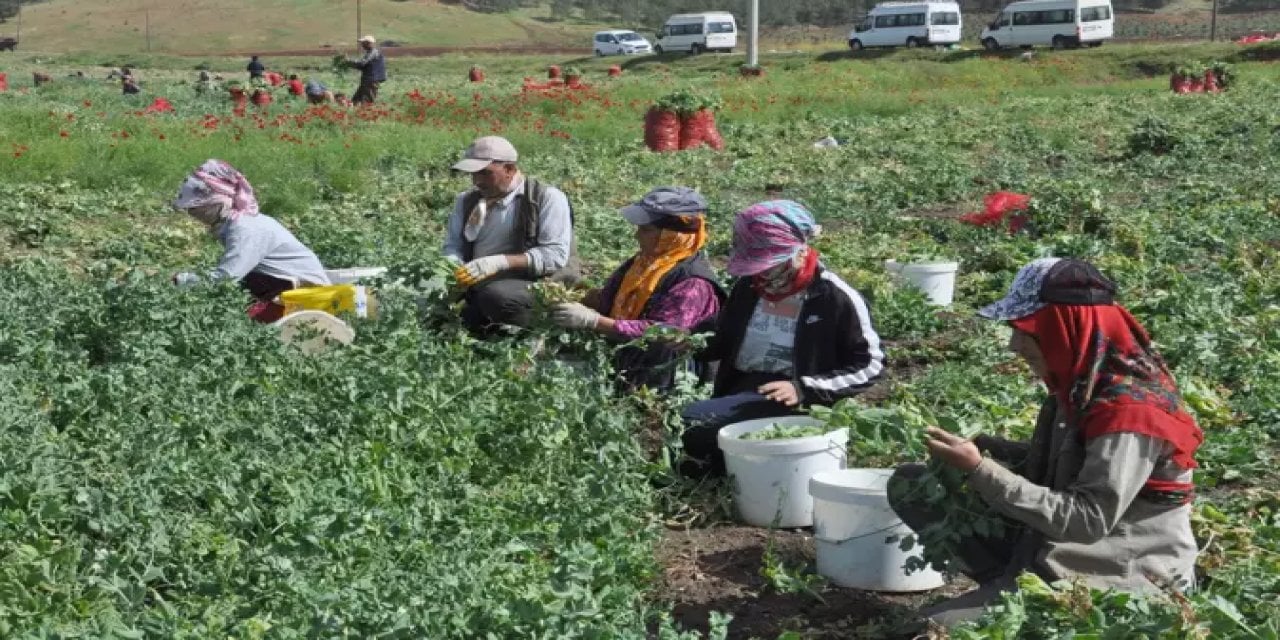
[144,97,174,114]
[157,133,166,140]
[83,100,93,107]
[59,130,69,138]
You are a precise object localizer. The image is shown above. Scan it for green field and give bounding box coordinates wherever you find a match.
[1,43,1279,638]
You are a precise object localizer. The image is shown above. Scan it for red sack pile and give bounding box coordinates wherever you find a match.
[144,97,174,114]
[0,72,7,92]
[1235,32,1279,45]
[469,66,485,83]
[959,191,1031,234]
[251,89,273,106]
[679,109,725,151]
[644,108,682,152]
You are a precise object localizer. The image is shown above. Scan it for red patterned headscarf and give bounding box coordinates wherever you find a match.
[1010,304,1203,470]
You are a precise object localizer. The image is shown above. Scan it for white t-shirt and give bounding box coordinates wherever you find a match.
[734,293,803,375]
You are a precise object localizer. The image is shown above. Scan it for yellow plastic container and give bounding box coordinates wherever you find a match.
[280,285,377,319]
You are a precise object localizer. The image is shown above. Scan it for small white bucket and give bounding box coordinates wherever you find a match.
[809,468,946,592]
[884,260,960,306]
[717,416,848,528]
[325,267,388,285]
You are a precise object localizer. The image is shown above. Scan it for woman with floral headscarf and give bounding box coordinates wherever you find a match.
[171,160,330,313]
[551,187,727,391]
[677,200,884,478]
[888,258,1202,630]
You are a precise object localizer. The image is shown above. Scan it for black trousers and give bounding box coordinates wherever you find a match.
[241,271,295,301]
[352,81,380,104]
[461,278,535,332]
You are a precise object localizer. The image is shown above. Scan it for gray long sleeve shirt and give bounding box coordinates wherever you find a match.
[441,178,572,277]
[967,400,1199,592]
[209,214,330,286]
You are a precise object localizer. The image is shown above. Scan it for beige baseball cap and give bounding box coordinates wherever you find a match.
[452,136,519,173]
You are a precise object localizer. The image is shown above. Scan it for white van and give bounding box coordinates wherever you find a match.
[593,30,653,56]
[847,2,963,50]
[655,12,738,54]
[980,0,1115,50]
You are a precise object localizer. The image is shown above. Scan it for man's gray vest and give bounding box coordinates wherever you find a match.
[460,177,582,285]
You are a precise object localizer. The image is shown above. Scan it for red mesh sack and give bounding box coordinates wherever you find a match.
[960,191,1030,233]
[469,67,485,83]
[0,73,7,92]
[644,108,681,152]
[548,65,561,79]
[985,191,1030,216]
[252,90,273,106]
[679,109,724,151]
[608,65,622,77]
[1203,69,1220,93]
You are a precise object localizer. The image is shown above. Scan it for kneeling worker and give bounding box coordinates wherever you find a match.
[443,136,579,332]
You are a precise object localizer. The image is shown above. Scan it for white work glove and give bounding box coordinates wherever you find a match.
[551,302,601,331]
[454,255,510,288]
[172,272,201,288]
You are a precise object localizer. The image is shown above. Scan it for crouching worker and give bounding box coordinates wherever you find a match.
[550,187,726,391]
[443,136,579,333]
[888,258,1202,631]
[172,159,330,322]
[677,200,884,478]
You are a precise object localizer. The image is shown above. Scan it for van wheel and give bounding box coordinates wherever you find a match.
[848,39,864,51]
[690,44,703,55]
[1088,41,1103,48]
[906,37,920,48]
[595,49,604,57]
[1051,35,1067,50]
[982,38,999,51]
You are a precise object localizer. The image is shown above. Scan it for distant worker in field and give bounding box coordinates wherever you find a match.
[121,74,141,95]
[195,70,217,95]
[171,159,331,317]
[676,200,884,478]
[246,55,266,80]
[888,258,1202,631]
[550,187,726,391]
[443,136,578,333]
[287,74,305,97]
[348,35,386,104]
[304,79,333,104]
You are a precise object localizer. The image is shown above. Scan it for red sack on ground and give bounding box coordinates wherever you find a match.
[288,79,304,96]
[1203,69,1220,93]
[548,65,561,80]
[679,109,725,151]
[985,191,1029,216]
[0,73,7,92]
[265,72,283,87]
[144,97,174,113]
[644,108,681,152]
[960,191,1030,233]
[252,90,273,106]
[608,65,622,78]
[469,67,485,83]
[1173,78,1192,94]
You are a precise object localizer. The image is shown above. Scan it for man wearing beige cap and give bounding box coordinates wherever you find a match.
[444,136,579,332]
[348,35,385,104]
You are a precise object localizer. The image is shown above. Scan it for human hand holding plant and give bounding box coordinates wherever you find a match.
[924,426,983,473]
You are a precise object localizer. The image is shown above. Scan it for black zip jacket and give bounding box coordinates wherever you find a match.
[699,268,884,404]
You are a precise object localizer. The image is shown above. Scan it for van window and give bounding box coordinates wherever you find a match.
[874,15,895,28]
[930,11,960,25]
[595,34,611,43]
[1044,9,1074,23]
[708,21,735,34]
[618,32,644,42]
[1080,5,1112,21]
[875,13,926,28]
[999,13,1011,27]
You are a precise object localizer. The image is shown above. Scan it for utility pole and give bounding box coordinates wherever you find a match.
[747,0,759,67]
[16,0,21,43]
[356,0,362,46]
[145,9,151,52]
[1209,0,1218,42]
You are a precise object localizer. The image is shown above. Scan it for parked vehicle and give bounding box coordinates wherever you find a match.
[847,2,963,51]
[980,0,1114,50]
[593,30,654,56]
[0,37,18,52]
[655,12,738,54]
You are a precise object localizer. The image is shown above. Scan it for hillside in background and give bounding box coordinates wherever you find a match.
[1,0,607,54]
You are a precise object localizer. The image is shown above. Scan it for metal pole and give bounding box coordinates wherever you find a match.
[1209,0,1218,42]
[145,9,151,52]
[747,0,759,67]
[356,0,362,46]
[16,0,21,43]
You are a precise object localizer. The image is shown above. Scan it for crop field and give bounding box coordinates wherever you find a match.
[1,43,1280,638]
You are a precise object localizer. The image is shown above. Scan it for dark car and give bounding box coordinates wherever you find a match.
[0,37,18,52]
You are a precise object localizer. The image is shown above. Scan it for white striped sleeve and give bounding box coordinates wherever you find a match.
[799,271,885,395]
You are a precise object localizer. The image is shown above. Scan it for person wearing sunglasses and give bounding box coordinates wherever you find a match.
[677,200,884,478]
[890,258,1202,629]
[444,136,579,333]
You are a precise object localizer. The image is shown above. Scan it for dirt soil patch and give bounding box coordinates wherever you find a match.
[655,526,975,639]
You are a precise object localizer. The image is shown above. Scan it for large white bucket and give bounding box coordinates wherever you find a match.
[884,260,960,306]
[717,416,848,528]
[809,469,946,592]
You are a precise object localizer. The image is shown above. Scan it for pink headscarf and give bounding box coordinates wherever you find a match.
[726,200,820,276]
[174,159,260,221]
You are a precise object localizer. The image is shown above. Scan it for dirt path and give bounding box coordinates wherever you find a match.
[655,526,975,639]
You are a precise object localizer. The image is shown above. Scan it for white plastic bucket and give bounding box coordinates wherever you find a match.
[809,468,946,592]
[717,416,848,528]
[274,310,355,355]
[325,267,388,285]
[884,260,959,306]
